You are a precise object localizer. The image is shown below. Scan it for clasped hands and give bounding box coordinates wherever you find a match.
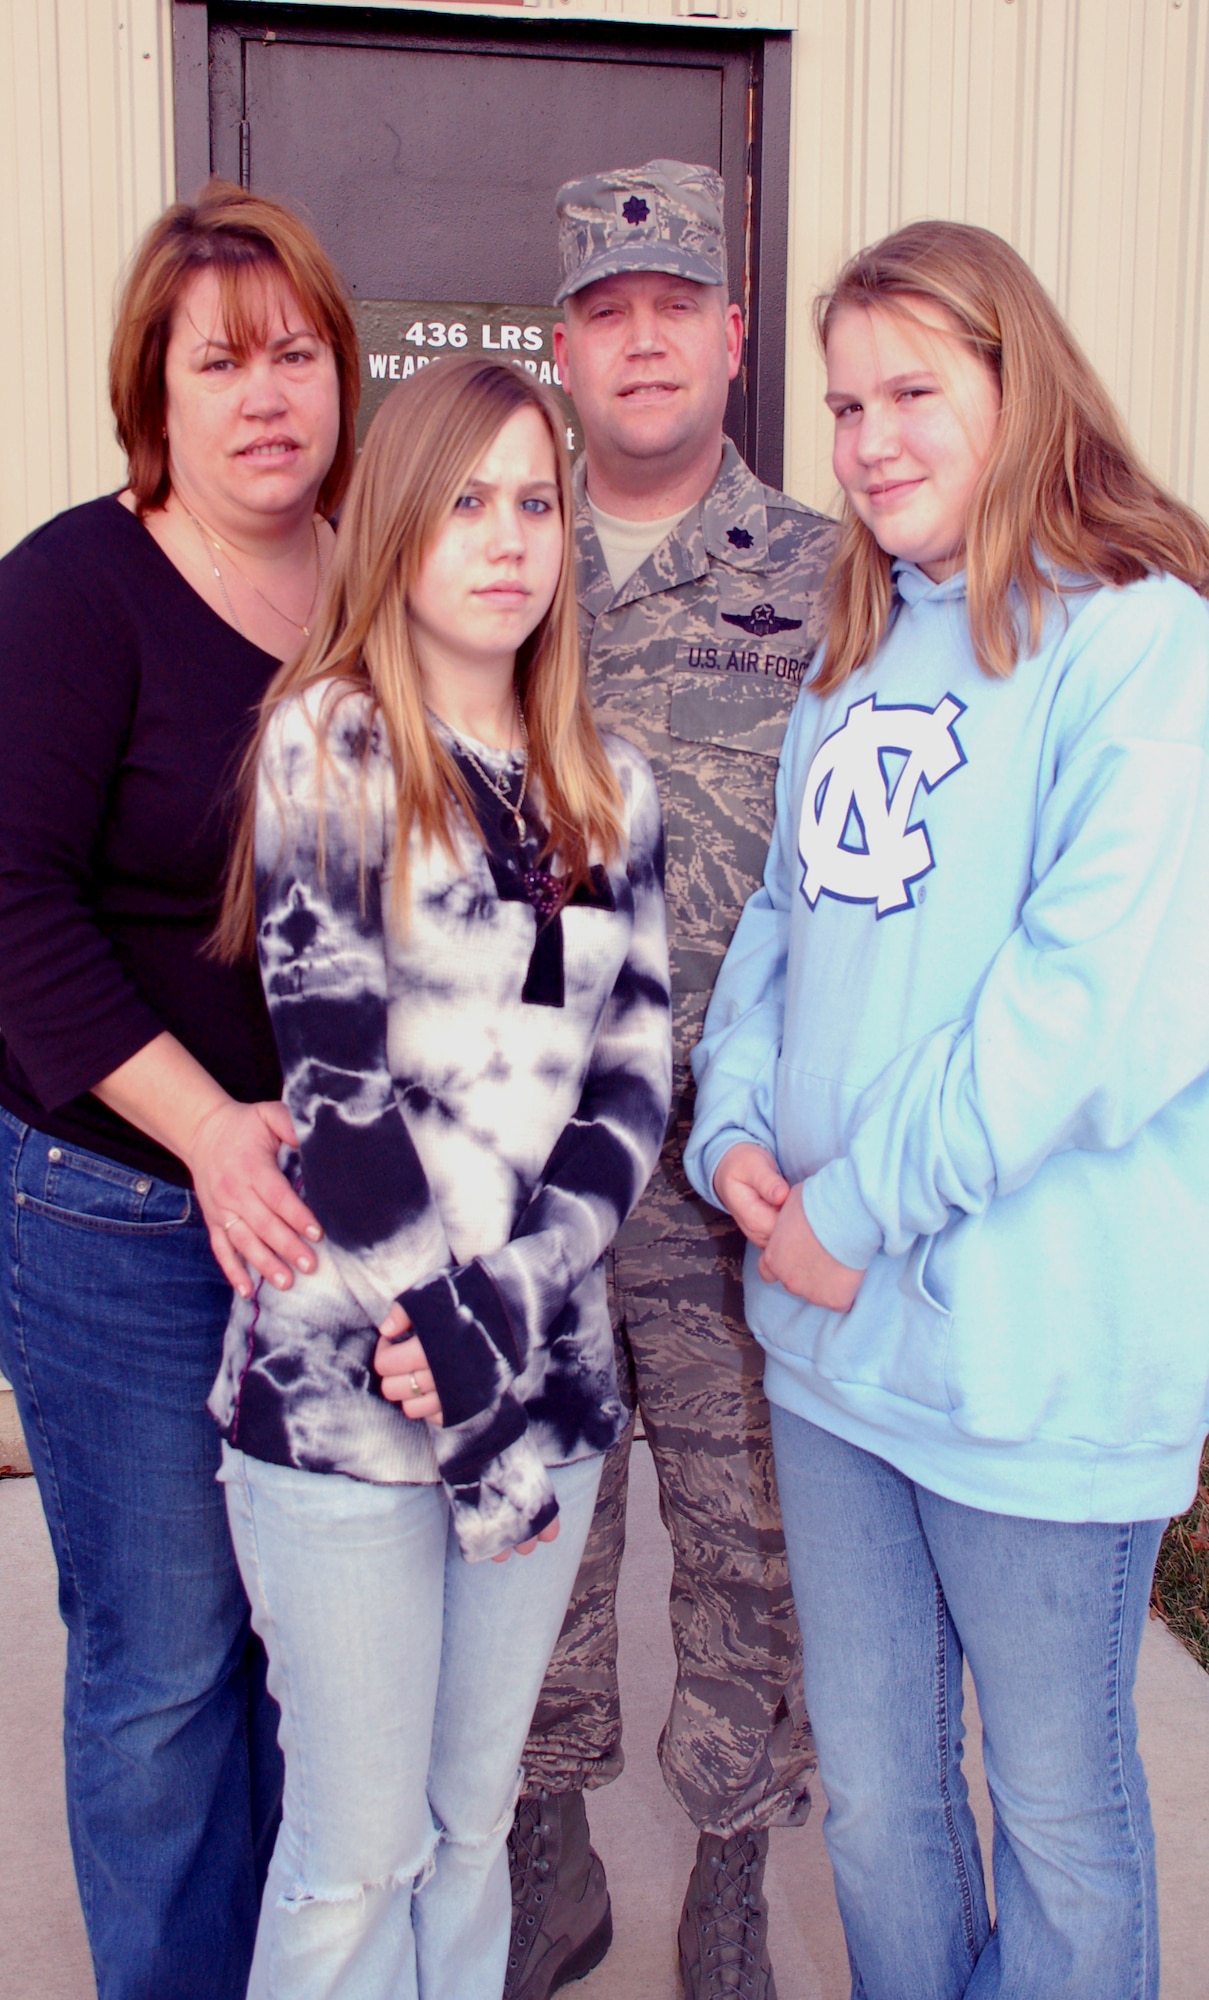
[713,1142,865,1313]
[374,1304,559,1564]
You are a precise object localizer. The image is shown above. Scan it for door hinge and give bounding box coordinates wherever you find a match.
[239,120,251,189]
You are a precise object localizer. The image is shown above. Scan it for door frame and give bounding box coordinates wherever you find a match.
[171,2,792,487]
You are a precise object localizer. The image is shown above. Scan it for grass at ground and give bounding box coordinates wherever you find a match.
[1151,1437,1209,1672]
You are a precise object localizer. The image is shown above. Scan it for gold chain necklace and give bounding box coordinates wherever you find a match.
[186,508,321,639]
[439,699,530,841]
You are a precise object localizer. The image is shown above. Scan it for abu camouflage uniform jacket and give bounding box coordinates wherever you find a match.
[576,441,837,1280]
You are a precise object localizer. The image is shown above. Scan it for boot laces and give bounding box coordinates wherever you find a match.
[506,1794,554,1990]
[509,1795,554,1913]
[696,1832,768,1996]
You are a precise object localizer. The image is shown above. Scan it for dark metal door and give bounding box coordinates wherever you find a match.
[188,6,791,481]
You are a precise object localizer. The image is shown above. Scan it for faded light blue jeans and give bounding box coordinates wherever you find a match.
[770,1407,1166,2000]
[221,1442,604,2000]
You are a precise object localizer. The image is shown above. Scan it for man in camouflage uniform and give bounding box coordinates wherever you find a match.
[506,162,836,2000]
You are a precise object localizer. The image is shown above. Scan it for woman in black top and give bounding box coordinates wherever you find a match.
[0,180,359,2000]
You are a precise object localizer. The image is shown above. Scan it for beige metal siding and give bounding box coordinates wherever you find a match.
[0,0,174,555]
[786,0,1209,516]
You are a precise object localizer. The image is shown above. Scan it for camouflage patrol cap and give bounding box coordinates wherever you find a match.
[554,159,727,306]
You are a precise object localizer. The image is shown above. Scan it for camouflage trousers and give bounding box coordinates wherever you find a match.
[520,1202,815,1837]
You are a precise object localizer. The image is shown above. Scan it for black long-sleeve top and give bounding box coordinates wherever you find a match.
[0,496,282,1183]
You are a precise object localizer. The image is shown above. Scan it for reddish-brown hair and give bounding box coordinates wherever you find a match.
[109,177,360,517]
[814,220,1209,692]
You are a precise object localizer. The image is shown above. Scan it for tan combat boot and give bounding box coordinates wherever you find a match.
[677,1829,778,1999]
[505,1789,613,2000]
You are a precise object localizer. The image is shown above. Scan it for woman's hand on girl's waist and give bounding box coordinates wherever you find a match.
[187,1095,324,1299]
[91,1030,323,1299]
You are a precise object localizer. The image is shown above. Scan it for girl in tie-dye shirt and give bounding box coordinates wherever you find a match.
[210,355,670,2000]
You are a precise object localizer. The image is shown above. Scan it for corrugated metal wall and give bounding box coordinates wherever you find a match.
[787,0,1209,515]
[0,0,174,556]
[1,1,1205,549]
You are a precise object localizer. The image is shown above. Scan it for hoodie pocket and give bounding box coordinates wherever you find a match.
[772,1058,856,1183]
[760,1236,955,1414]
[760,1065,957,1411]
[934,1170,1209,1449]
[820,1236,954,1411]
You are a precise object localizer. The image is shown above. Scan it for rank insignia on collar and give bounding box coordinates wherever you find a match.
[621,196,650,225]
[726,526,754,549]
[721,602,803,637]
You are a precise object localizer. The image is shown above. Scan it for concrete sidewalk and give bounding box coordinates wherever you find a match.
[2,1443,1207,1998]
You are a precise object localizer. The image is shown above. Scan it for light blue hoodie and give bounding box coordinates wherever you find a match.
[685,563,1209,1524]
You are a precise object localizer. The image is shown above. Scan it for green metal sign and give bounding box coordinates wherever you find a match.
[352,301,580,458]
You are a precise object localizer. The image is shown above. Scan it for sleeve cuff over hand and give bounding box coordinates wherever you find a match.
[399,1259,522,1428]
[800,1157,884,1271]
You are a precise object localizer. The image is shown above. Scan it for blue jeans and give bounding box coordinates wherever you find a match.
[221,1444,604,2000]
[0,1108,283,2000]
[770,1407,1165,2000]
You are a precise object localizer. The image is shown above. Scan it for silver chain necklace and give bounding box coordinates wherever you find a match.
[439,699,530,842]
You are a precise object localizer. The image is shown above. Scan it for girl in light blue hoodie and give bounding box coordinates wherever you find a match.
[685,222,1209,2000]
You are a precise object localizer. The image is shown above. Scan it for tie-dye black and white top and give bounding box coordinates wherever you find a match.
[209,683,671,1561]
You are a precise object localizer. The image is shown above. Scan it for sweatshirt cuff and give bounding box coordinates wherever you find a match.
[398,1259,522,1429]
[800,1158,883,1271]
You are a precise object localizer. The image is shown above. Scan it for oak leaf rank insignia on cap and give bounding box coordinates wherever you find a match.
[554,159,728,306]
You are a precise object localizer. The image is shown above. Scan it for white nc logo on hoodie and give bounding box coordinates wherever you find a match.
[799,694,966,916]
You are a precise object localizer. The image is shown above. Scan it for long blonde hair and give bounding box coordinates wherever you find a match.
[814,220,1209,693]
[217,354,620,958]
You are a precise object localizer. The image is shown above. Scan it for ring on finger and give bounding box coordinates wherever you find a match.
[409,1372,421,1396]
[222,1216,238,1233]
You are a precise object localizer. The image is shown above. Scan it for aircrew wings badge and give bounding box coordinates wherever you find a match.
[721,603,802,637]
